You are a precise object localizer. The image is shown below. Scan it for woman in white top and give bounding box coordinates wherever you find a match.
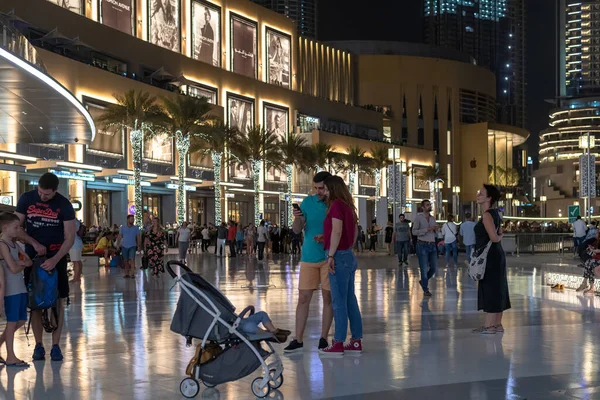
[176,222,191,264]
[442,214,458,268]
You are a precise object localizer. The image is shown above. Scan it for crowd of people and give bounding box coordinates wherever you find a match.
[0,169,514,369]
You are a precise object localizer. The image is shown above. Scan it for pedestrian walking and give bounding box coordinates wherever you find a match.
[392,214,411,266]
[201,224,210,252]
[573,215,587,256]
[145,217,165,276]
[176,222,191,264]
[118,215,141,278]
[460,213,476,265]
[442,214,458,268]
[412,199,438,296]
[216,223,228,257]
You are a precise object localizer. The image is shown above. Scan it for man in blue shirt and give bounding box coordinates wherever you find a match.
[118,215,141,278]
[460,212,477,266]
[284,171,333,353]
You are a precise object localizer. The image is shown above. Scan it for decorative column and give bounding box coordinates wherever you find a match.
[130,129,144,227]
[175,132,190,225]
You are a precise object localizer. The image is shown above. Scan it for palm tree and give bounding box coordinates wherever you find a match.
[189,120,241,225]
[232,125,283,224]
[97,90,165,226]
[159,95,214,225]
[342,145,371,194]
[369,146,391,217]
[311,142,335,172]
[280,132,311,225]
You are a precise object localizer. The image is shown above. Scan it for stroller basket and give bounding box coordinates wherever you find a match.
[199,342,269,386]
[170,268,237,342]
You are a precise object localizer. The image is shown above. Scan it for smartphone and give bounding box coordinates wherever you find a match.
[292,203,300,210]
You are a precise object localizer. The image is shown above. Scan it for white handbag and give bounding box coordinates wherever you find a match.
[467,241,493,281]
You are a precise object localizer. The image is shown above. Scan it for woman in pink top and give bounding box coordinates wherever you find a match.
[318,175,363,357]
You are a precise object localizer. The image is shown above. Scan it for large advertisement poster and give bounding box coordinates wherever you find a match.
[144,134,173,162]
[85,101,123,155]
[230,162,251,179]
[228,95,254,133]
[100,0,133,35]
[48,0,82,14]
[265,105,288,181]
[231,15,257,78]
[149,0,180,52]
[267,29,291,88]
[192,1,220,66]
[412,165,429,192]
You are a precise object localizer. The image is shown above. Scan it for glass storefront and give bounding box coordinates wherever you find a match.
[227,200,248,225]
[188,197,206,226]
[88,190,110,228]
[297,113,320,133]
[143,194,161,219]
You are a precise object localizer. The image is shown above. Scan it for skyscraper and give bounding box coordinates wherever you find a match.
[251,0,318,38]
[423,0,526,129]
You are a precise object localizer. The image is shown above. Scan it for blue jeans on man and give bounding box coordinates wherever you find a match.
[445,241,458,266]
[574,236,585,255]
[395,241,409,263]
[416,242,438,292]
[465,244,474,263]
[328,249,363,343]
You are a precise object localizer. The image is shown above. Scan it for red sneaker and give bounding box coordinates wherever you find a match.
[318,340,344,357]
[343,339,362,354]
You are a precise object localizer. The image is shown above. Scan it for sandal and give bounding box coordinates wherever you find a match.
[6,360,29,368]
[494,324,505,333]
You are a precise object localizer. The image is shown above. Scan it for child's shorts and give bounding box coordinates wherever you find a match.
[5,293,27,322]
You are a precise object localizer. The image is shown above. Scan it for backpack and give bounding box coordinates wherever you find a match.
[27,257,59,333]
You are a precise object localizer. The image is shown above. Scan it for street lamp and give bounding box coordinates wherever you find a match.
[540,195,547,218]
[452,186,460,217]
[506,192,513,216]
[579,133,595,222]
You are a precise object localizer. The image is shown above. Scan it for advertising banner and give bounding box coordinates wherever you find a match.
[149,0,180,52]
[48,0,82,14]
[85,102,123,155]
[231,15,257,78]
[228,95,254,133]
[264,104,288,182]
[100,0,133,34]
[267,29,290,88]
[192,1,220,66]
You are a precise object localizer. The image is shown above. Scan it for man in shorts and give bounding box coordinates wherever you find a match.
[15,172,76,362]
[284,171,333,353]
[118,215,141,278]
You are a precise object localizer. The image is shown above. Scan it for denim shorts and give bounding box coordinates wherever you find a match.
[122,246,137,260]
[5,293,27,322]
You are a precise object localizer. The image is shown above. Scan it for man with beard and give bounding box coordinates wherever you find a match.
[411,199,439,296]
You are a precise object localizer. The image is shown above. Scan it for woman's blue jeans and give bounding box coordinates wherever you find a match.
[327,249,363,343]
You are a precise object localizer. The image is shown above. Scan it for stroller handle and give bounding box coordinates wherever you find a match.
[166,260,193,279]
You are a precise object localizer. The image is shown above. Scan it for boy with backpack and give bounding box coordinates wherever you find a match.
[0,213,32,367]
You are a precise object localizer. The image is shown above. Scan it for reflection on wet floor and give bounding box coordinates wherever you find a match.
[1,251,600,399]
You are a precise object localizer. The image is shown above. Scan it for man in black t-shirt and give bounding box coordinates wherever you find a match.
[15,172,76,362]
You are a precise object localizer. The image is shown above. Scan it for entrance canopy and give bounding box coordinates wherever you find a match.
[0,16,95,144]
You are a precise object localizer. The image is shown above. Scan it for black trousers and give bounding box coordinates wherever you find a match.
[201,239,209,252]
[228,240,236,257]
[257,242,266,260]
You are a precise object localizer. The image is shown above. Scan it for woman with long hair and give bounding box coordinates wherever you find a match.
[576,230,600,293]
[145,217,166,276]
[319,175,363,356]
[472,184,511,334]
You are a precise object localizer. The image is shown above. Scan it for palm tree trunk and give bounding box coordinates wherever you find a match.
[286,164,293,226]
[349,170,357,195]
[252,159,261,225]
[374,168,381,218]
[130,129,144,227]
[211,151,223,225]
[176,131,190,225]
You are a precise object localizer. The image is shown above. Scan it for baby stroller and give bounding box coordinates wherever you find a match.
[166,261,284,398]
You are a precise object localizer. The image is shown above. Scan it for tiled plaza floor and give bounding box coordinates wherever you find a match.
[1,249,598,399]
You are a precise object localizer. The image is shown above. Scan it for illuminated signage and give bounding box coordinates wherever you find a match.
[71,200,83,211]
[225,193,235,198]
[166,183,197,192]
[113,178,151,187]
[50,169,95,182]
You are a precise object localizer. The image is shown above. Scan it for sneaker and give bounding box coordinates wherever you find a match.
[283,339,304,353]
[318,337,328,350]
[343,339,362,354]
[424,290,432,297]
[50,344,63,361]
[318,340,344,357]
[32,344,45,361]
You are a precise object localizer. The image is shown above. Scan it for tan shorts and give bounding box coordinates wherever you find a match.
[299,261,330,291]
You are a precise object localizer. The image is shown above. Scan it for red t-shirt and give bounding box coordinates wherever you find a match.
[228,226,236,241]
[323,199,356,251]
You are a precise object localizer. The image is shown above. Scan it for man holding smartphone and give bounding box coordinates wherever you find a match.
[412,199,439,297]
[284,171,333,353]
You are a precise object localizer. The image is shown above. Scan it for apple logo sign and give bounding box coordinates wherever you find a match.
[470,158,477,168]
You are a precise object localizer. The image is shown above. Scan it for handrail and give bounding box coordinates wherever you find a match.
[0,13,46,72]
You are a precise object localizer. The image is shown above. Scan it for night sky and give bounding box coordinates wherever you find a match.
[318,0,555,166]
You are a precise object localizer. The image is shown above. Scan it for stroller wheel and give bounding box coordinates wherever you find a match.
[269,369,284,389]
[251,377,271,398]
[180,378,200,398]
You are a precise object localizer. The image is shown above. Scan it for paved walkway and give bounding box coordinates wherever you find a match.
[0,248,598,399]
